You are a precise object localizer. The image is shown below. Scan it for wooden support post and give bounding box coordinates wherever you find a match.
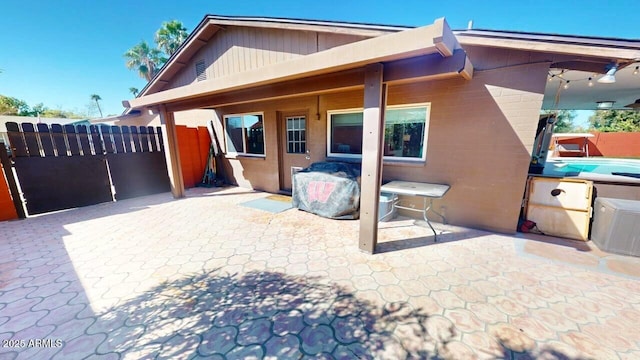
[359,63,386,254]
[158,106,185,198]
[0,143,26,219]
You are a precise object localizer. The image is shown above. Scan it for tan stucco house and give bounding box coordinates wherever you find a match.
[119,15,640,252]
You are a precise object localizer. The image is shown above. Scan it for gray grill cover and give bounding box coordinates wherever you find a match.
[292,162,361,219]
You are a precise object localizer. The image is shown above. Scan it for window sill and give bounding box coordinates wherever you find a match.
[225,154,266,160]
[383,159,426,167]
[326,156,425,167]
[326,157,362,164]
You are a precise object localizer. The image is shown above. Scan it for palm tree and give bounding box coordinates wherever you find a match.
[124,41,165,82]
[155,20,188,56]
[90,94,103,117]
[129,87,139,97]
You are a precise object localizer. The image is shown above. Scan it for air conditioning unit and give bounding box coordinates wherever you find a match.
[590,197,640,256]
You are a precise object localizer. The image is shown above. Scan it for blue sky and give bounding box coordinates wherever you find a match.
[1,0,638,118]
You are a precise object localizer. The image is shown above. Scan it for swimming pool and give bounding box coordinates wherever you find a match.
[543,158,640,179]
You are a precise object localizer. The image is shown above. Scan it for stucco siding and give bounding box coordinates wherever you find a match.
[381,63,548,233]
[210,49,549,233]
[215,96,322,193]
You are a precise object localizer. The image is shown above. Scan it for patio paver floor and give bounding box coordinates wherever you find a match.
[1,186,639,359]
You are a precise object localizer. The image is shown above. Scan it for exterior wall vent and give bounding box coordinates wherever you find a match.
[195,60,206,81]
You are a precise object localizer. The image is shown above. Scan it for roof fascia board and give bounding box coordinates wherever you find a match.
[456,30,640,49]
[456,34,640,60]
[205,14,411,34]
[127,19,458,110]
[204,18,403,37]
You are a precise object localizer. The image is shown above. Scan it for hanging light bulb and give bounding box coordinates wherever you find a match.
[548,74,555,82]
[588,77,594,87]
[634,66,639,76]
[563,80,570,89]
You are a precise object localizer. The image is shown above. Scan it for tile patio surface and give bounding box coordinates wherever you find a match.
[1,186,639,359]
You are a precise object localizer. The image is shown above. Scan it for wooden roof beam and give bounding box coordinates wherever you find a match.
[163,50,473,112]
[384,49,473,84]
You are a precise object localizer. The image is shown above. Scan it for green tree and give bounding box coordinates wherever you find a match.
[124,41,165,82]
[0,95,86,118]
[40,109,84,119]
[589,110,640,132]
[26,103,48,117]
[155,20,188,56]
[0,95,30,115]
[129,87,139,97]
[90,94,103,117]
[542,110,577,133]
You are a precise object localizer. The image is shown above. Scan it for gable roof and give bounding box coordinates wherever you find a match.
[127,15,640,112]
[138,15,412,97]
[127,18,469,111]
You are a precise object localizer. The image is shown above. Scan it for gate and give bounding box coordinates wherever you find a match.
[3,121,170,215]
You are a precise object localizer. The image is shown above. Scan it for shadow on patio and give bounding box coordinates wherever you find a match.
[1,187,636,359]
[97,269,445,358]
[85,268,548,359]
[92,268,600,360]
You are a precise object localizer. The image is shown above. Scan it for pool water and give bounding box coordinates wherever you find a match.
[543,158,640,177]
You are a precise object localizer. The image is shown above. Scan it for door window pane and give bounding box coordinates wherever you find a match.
[286,116,306,154]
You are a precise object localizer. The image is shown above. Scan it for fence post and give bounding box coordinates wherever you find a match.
[0,143,26,219]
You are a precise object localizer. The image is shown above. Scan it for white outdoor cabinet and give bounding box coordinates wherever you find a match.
[591,197,640,256]
[525,177,594,241]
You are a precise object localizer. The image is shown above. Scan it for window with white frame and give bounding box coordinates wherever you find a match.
[224,113,265,156]
[327,104,430,161]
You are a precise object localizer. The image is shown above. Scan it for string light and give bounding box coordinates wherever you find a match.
[547,70,601,90]
[549,62,640,87]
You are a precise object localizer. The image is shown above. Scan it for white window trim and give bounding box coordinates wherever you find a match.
[223,112,266,158]
[326,103,431,162]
